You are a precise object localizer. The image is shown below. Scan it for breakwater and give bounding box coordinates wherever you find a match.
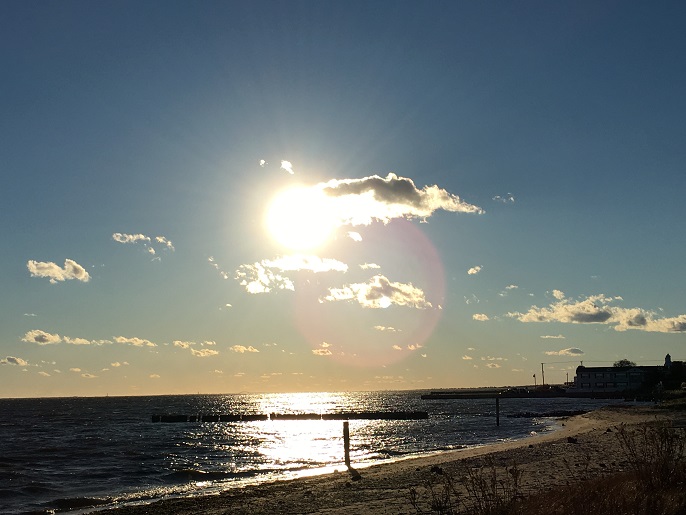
[152,411,429,423]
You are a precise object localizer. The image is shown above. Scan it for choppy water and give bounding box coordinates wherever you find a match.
[0,391,620,514]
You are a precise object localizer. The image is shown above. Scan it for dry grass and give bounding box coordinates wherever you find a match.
[407,422,686,515]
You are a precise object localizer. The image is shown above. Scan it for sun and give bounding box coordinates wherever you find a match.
[265,187,339,251]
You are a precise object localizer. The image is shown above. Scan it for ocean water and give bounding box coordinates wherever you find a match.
[0,391,620,514]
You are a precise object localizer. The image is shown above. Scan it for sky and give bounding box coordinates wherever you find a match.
[2,1,686,397]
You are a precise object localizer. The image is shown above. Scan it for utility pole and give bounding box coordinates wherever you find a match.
[541,363,545,386]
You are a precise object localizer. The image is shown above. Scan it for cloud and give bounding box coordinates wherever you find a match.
[27,259,90,284]
[348,231,362,242]
[112,233,151,244]
[468,266,482,275]
[191,348,219,358]
[1,356,28,366]
[472,313,489,321]
[280,160,294,174]
[149,374,160,379]
[392,345,403,351]
[230,345,259,353]
[545,348,585,356]
[114,336,157,347]
[506,284,518,290]
[320,173,484,225]
[485,363,501,369]
[312,348,333,356]
[540,334,566,339]
[323,274,431,309]
[235,255,349,294]
[174,341,193,349]
[113,233,174,257]
[38,371,51,377]
[22,330,61,345]
[360,263,380,270]
[462,355,473,360]
[110,362,125,367]
[155,236,175,251]
[492,193,515,204]
[24,313,37,317]
[407,343,423,351]
[235,262,295,294]
[69,368,81,372]
[373,325,400,332]
[509,293,686,333]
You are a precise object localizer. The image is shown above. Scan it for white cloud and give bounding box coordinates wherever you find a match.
[112,233,150,244]
[492,193,515,204]
[312,348,333,356]
[472,313,489,321]
[540,334,566,339]
[149,374,160,379]
[280,160,294,174]
[110,362,124,367]
[263,254,348,273]
[27,259,90,284]
[509,293,686,333]
[360,263,381,270]
[552,289,565,300]
[235,262,295,294]
[1,356,28,366]
[230,345,259,353]
[69,368,81,373]
[373,325,400,332]
[485,363,501,369]
[506,284,518,290]
[24,313,37,317]
[467,266,482,275]
[462,355,473,360]
[113,233,173,257]
[191,348,219,358]
[545,348,585,356]
[38,371,51,377]
[392,345,403,351]
[114,336,157,347]
[323,274,431,309]
[407,343,423,351]
[155,236,175,251]
[174,341,193,349]
[22,330,61,345]
[348,231,362,242]
[320,173,484,226]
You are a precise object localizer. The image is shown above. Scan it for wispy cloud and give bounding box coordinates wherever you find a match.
[27,259,90,284]
[373,325,400,332]
[509,291,686,333]
[323,274,431,309]
[540,334,566,339]
[545,348,584,356]
[360,263,381,270]
[112,232,174,257]
[280,160,294,174]
[472,313,489,321]
[492,193,515,204]
[467,266,482,275]
[462,355,473,360]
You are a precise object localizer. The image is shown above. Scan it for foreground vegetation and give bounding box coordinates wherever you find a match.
[407,421,686,515]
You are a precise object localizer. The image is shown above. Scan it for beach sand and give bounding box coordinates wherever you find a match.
[108,405,682,514]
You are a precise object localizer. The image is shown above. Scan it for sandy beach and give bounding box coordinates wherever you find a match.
[106,405,683,514]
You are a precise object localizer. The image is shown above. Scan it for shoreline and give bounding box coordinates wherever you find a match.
[105,405,680,514]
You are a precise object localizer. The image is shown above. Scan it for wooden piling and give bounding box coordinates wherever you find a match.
[343,421,351,468]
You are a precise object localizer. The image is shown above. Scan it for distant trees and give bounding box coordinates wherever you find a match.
[613,359,637,367]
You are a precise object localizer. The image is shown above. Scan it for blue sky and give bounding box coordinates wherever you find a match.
[2,1,685,397]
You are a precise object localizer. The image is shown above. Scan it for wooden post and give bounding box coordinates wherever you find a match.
[343,421,351,468]
[496,397,500,427]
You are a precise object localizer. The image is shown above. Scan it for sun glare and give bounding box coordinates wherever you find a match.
[265,187,338,251]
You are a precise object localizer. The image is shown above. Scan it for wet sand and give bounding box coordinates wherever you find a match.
[107,405,679,514]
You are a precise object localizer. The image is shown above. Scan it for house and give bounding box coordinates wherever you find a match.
[573,355,672,393]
